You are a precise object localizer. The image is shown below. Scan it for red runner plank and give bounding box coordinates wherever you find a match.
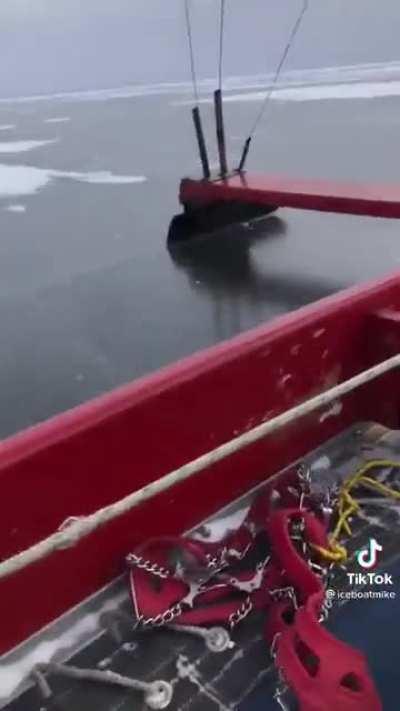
[180,173,400,219]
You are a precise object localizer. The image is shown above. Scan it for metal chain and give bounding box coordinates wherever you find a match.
[228,595,253,629]
[128,552,188,629]
[322,561,336,588]
[130,469,334,646]
[270,632,281,661]
[205,548,229,571]
[141,603,184,628]
[138,575,214,628]
[126,553,170,579]
[274,680,291,711]
[269,585,298,609]
[129,522,261,631]
[297,462,310,482]
[297,463,311,510]
[205,530,256,571]
[226,554,270,628]
[268,586,298,708]
[319,590,334,623]
[270,637,291,710]
[224,555,270,593]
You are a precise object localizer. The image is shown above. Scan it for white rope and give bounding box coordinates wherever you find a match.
[1,352,400,581]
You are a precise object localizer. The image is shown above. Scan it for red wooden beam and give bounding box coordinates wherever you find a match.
[2,270,400,654]
[180,173,400,219]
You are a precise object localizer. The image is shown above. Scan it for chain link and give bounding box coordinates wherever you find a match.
[271,647,291,710]
[289,516,329,584]
[297,462,312,511]
[274,684,291,711]
[128,552,183,628]
[269,585,298,609]
[270,632,281,660]
[322,561,336,588]
[126,553,170,579]
[205,548,229,571]
[141,603,184,628]
[319,591,334,623]
[224,555,270,593]
[130,540,262,630]
[228,595,253,629]
[205,537,254,572]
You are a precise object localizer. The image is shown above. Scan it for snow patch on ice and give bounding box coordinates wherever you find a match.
[43,117,70,124]
[2,60,400,105]
[0,164,146,198]
[52,169,144,185]
[192,80,400,105]
[0,165,51,196]
[0,139,57,153]
[4,204,26,213]
[275,79,400,102]
[0,124,15,131]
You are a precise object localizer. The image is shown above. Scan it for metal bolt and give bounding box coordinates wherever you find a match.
[169,623,234,652]
[144,680,173,710]
[204,626,235,653]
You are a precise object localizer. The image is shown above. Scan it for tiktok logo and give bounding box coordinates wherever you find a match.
[356,538,383,569]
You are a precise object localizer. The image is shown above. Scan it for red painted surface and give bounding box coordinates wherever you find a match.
[2,272,400,654]
[180,173,400,218]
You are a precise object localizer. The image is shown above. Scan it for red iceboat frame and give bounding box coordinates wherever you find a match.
[180,172,400,220]
[2,271,400,655]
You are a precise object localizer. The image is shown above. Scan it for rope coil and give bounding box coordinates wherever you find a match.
[313,460,400,563]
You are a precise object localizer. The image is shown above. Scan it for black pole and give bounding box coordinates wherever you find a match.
[214,89,228,176]
[237,136,251,173]
[192,106,211,180]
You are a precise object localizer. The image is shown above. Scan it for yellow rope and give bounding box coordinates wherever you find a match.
[311,459,400,564]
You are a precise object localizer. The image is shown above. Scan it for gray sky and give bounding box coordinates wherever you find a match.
[0,0,400,98]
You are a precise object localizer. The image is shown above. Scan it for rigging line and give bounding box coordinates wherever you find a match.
[249,0,309,136]
[184,0,200,105]
[218,0,226,92]
[237,0,309,171]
